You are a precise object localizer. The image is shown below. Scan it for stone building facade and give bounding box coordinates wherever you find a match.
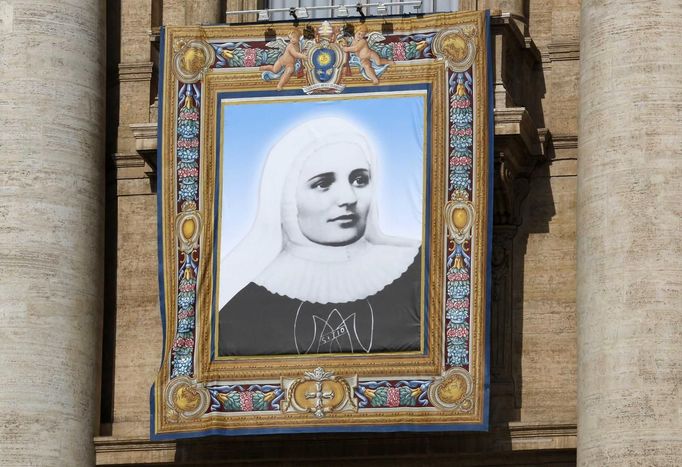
[0,0,680,465]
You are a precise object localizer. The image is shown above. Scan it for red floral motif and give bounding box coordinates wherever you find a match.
[449,127,473,136]
[451,98,471,109]
[244,48,257,67]
[177,138,199,149]
[174,337,195,348]
[451,326,469,338]
[178,167,199,178]
[179,282,196,292]
[239,391,254,411]
[393,42,406,61]
[447,270,470,281]
[387,387,400,407]
[446,298,470,310]
[450,156,472,167]
[178,307,195,319]
[454,298,469,309]
[181,110,199,120]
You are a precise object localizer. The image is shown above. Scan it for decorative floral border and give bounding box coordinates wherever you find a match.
[171,83,202,377]
[357,380,432,409]
[208,384,285,412]
[158,13,490,432]
[168,36,475,381]
[445,70,474,369]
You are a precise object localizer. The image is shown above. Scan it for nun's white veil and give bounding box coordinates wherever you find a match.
[218,116,419,308]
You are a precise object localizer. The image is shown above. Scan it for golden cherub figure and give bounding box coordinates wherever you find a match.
[260,29,307,90]
[342,25,394,84]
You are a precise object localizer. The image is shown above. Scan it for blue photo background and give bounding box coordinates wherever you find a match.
[219,92,427,257]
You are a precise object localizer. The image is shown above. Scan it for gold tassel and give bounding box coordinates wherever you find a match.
[454,254,464,269]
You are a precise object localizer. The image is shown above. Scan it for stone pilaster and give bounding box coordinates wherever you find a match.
[164,0,223,25]
[577,1,682,465]
[461,0,528,33]
[460,0,527,19]
[0,0,105,465]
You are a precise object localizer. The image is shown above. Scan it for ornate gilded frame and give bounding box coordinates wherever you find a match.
[153,10,491,438]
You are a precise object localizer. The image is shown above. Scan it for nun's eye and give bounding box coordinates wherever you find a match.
[309,173,335,190]
[349,169,370,187]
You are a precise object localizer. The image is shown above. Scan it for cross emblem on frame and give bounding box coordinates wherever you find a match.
[305,381,335,418]
[281,367,357,417]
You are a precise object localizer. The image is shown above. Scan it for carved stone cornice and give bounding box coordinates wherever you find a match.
[129,122,158,170]
[118,61,154,83]
[505,423,577,450]
[493,108,549,226]
[111,153,145,169]
[491,13,541,63]
[547,41,580,62]
[495,107,544,165]
[552,134,578,150]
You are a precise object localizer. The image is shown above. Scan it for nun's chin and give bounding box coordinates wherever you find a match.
[302,223,366,247]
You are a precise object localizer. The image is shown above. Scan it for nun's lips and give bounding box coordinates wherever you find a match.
[328,213,358,225]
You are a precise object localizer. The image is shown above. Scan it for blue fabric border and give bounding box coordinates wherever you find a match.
[152,419,487,441]
[151,25,167,439]
[151,17,494,438]
[481,9,493,432]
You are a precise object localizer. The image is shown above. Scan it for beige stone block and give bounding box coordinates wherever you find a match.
[548,60,579,136]
[163,0,223,25]
[528,0,552,47]
[121,0,153,60]
[548,158,577,177]
[550,1,580,42]
[514,172,577,426]
[117,178,155,197]
[111,195,161,438]
[119,80,153,128]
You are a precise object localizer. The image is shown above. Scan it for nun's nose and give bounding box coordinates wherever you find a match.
[336,180,358,207]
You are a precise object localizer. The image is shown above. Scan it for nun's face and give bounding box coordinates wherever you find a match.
[296,142,371,246]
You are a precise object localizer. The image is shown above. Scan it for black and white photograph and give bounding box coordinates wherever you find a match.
[216,93,427,356]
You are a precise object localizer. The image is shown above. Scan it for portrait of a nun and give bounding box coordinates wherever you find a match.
[218,116,422,356]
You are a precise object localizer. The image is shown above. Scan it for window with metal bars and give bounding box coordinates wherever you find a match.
[228,0,460,23]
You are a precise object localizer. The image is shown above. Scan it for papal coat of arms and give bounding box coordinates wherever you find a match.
[303,21,346,93]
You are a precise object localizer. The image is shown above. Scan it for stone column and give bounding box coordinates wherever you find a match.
[0,1,105,465]
[577,1,682,465]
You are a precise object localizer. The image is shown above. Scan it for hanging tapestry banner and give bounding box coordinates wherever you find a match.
[153,10,492,438]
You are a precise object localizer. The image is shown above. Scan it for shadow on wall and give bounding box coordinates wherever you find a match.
[172,432,575,465]
[99,0,122,437]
